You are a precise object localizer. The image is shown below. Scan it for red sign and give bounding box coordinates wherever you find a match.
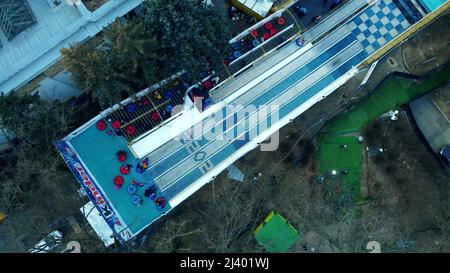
[75,163,106,207]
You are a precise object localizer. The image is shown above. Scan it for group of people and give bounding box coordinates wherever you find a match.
[136,158,149,174]
[116,150,150,178]
[143,184,166,209]
[112,150,166,209]
[96,89,182,138]
[113,151,145,195]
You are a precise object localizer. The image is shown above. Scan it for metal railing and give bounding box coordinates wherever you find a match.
[105,78,188,143]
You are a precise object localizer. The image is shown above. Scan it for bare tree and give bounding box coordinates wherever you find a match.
[149,220,202,253]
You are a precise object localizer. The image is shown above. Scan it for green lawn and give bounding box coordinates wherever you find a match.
[318,135,363,202]
[318,65,450,205]
[326,66,450,135]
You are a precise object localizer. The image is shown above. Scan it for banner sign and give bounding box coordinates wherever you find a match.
[55,140,133,244]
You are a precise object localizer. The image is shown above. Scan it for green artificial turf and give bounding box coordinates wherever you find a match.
[318,135,363,201]
[318,65,450,204]
[254,211,299,253]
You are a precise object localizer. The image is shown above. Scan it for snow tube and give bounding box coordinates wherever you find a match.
[125,125,136,135]
[141,97,151,106]
[151,111,161,121]
[131,194,142,206]
[117,150,126,162]
[127,184,137,195]
[250,30,259,38]
[233,51,241,59]
[96,120,107,131]
[252,39,260,48]
[113,176,124,189]
[263,33,270,41]
[120,164,131,175]
[265,22,273,30]
[165,104,173,113]
[277,17,285,26]
[270,28,278,36]
[126,103,137,113]
[164,91,173,100]
[112,120,121,130]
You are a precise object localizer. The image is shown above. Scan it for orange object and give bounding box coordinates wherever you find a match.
[141,161,148,169]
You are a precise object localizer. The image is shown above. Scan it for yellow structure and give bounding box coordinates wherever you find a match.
[0,212,6,223]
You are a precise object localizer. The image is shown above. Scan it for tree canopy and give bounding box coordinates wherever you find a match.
[0,92,77,213]
[104,19,161,86]
[61,20,149,107]
[141,0,231,80]
[61,0,231,108]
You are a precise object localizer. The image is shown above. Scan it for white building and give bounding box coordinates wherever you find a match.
[0,0,144,94]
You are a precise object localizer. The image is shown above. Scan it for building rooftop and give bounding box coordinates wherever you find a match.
[0,0,143,94]
[0,0,36,41]
[57,0,424,244]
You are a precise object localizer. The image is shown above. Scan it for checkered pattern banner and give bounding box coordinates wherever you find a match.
[347,0,411,54]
